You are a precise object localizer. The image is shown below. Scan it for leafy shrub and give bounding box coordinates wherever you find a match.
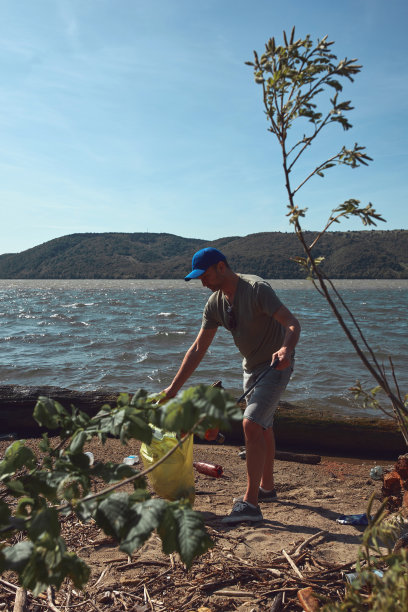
[0,385,240,595]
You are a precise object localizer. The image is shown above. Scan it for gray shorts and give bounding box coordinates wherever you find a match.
[243,360,293,429]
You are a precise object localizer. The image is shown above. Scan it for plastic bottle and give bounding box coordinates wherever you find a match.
[84,451,94,466]
[123,454,139,466]
[193,461,223,477]
[204,428,225,444]
[204,428,219,441]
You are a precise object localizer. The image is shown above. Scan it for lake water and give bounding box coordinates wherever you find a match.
[0,279,407,418]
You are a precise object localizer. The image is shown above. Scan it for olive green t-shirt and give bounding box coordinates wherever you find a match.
[201,274,285,372]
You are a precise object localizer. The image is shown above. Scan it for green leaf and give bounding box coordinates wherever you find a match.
[22,471,66,502]
[153,385,240,437]
[67,452,93,471]
[56,473,89,501]
[158,503,213,568]
[16,496,35,517]
[38,433,51,453]
[157,505,178,554]
[5,478,28,496]
[0,441,36,480]
[95,492,132,539]
[34,397,68,429]
[59,552,90,589]
[121,411,153,444]
[69,430,87,455]
[161,397,199,433]
[120,498,167,555]
[28,507,60,541]
[3,541,34,572]
[92,461,140,484]
[11,537,90,595]
[75,498,99,523]
[0,499,11,527]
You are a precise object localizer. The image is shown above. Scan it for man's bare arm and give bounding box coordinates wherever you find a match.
[163,327,218,398]
[272,305,301,369]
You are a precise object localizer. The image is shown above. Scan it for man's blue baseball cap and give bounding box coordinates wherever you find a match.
[184,247,227,281]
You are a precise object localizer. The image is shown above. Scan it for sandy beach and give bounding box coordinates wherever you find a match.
[0,435,394,611]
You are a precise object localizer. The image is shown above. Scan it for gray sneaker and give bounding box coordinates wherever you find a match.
[233,488,278,504]
[222,500,263,524]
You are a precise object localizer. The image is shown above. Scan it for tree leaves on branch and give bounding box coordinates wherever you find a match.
[0,385,241,594]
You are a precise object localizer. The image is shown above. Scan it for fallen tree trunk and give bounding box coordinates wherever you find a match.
[0,385,118,435]
[275,450,321,464]
[229,401,405,459]
[0,386,404,458]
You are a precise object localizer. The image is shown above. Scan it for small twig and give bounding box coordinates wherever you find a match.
[143,585,154,611]
[318,560,356,575]
[282,549,304,579]
[117,591,145,602]
[390,356,404,405]
[116,559,168,571]
[13,587,27,612]
[83,597,101,612]
[0,578,18,592]
[62,599,100,612]
[47,586,61,612]
[142,567,174,593]
[93,567,108,586]
[270,591,283,612]
[262,586,298,596]
[213,589,255,597]
[64,588,71,612]
[294,530,327,556]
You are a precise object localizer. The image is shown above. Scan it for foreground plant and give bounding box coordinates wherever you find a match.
[247,27,408,444]
[0,386,240,595]
[323,496,408,611]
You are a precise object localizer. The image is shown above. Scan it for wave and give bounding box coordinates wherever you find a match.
[154,330,186,336]
[61,302,96,308]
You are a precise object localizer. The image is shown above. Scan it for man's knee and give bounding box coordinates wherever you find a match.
[243,418,264,442]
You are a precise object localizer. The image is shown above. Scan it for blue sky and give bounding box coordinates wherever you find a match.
[0,0,406,254]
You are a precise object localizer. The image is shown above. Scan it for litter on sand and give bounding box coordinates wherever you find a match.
[336,514,371,526]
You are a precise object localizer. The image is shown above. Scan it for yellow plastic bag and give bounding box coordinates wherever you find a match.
[140,427,195,505]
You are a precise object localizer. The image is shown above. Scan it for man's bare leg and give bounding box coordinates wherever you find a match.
[242,418,266,506]
[260,427,275,491]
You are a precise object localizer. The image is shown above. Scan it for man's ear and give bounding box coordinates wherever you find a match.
[217,260,227,274]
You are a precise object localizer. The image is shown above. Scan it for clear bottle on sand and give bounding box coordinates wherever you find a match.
[123,455,139,466]
[84,451,94,466]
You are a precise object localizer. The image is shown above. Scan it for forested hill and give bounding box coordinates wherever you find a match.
[0,230,407,279]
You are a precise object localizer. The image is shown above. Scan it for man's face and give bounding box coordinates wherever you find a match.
[200,263,224,291]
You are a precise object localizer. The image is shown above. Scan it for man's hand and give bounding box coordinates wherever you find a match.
[159,386,177,404]
[272,347,291,370]
[272,305,300,370]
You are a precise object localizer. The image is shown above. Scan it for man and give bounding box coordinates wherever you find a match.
[163,247,300,524]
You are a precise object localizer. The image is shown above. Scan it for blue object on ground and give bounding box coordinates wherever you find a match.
[345,569,384,584]
[336,513,370,526]
[370,466,384,480]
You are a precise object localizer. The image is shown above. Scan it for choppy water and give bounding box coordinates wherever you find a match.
[0,279,407,417]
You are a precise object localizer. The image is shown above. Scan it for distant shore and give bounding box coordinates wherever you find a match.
[0,229,407,279]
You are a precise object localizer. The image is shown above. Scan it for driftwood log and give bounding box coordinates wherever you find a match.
[0,385,405,458]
